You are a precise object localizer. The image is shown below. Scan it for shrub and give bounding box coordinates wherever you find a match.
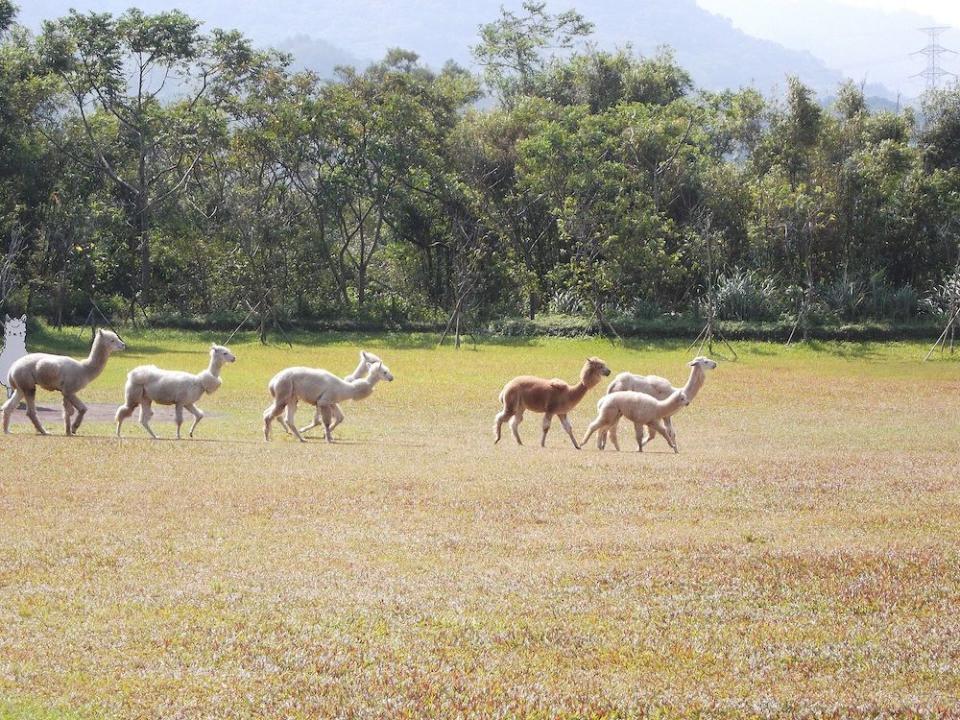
[714,268,784,321]
[921,266,960,318]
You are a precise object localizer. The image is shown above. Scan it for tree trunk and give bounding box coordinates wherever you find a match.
[138,195,150,307]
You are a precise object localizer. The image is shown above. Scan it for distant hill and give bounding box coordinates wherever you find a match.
[14,0,897,98]
[699,0,959,101]
[276,35,367,78]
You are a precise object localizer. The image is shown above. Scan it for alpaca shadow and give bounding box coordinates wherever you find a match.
[114,435,253,445]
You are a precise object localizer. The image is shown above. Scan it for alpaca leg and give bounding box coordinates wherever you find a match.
[23,389,46,435]
[609,420,621,451]
[580,417,607,448]
[640,425,654,449]
[61,397,75,436]
[540,413,553,448]
[299,404,333,438]
[115,401,135,437]
[328,404,344,433]
[597,429,606,450]
[262,400,285,441]
[493,408,513,444]
[635,422,645,452]
[649,419,676,452]
[298,412,320,435]
[65,393,87,434]
[509,411,524,446]
[2,388,23,434]
[139,400,158,440]
[285,402,305,443]
[665,417,678,453]
[174,404,184,440]
[559,414,580,450]
[321,405,335,443]
[186,404,204,438]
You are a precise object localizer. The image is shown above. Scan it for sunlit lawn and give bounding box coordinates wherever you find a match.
[1,328,959,718]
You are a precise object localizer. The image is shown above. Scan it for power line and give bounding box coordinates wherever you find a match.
[911,26,957,93]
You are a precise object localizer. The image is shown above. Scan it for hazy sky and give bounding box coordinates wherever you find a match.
[697,0,959,96]
[700,0,960,27]
[841,0,960,26]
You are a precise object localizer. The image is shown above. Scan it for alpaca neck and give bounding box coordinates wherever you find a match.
[681,367,705,401]
[570,371,601,404]
[345,375,380,401]
[79,336,111,379]
[658,393,686,418]
[207,355,225,378]
[345,358,369,382]
[199,355,225,394]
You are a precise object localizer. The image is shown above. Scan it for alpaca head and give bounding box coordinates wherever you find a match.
[96,329,126,353]
[360,350,381,367]
[211,344,236,364]
[582,357,611,382]
[3,314,26,340]
[688,356,717,370]
[369,361,394,382]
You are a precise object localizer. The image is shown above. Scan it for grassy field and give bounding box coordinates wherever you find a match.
[1,328,959,718]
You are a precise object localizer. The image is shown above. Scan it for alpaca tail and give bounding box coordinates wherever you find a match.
[115,367,151,421]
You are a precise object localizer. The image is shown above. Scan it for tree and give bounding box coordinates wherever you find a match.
[38,9,268,309]
[472,1,592,108]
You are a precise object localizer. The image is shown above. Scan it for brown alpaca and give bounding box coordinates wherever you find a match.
[494,357,611,449]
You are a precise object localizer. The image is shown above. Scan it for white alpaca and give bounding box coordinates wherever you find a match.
[263,360,394,442]
[269,350,380,439]
[115,344,236,439]
[3,328,126,435]
[581,389,690,452]
[0,314,27,398]
[599,356,717,452]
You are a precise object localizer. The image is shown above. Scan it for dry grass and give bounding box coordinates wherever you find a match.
[1,330,959,718]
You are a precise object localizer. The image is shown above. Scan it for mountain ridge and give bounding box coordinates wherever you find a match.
[14,0,897,98]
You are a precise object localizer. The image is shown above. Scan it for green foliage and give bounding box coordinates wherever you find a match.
[714,268,784,321]
[1,4,959,330]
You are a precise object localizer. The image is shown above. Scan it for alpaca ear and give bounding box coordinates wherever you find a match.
[361,351,371,361]
[19,315,26,322]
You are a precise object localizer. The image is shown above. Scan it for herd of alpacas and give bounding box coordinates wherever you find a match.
[0,328,715,451]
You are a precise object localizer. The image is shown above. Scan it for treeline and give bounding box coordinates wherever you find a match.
[1,0,959,333]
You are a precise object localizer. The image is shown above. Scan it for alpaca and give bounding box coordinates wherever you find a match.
[493,357,611,449]
[115,344,236,439]
[268,350,381,439]
[599,356,717,452]
[2,328,126,435]
[0,314,27,398]
[263,360,394,443]
[581,389,690,452]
